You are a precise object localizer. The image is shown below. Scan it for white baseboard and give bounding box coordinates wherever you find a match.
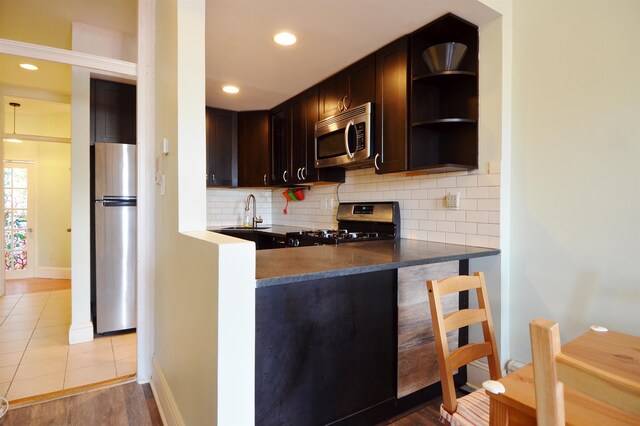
[466,360,510,389]
[467,360,491,389]
[68,322,94,344]
[36,267,71,279]
[151,357,185,426]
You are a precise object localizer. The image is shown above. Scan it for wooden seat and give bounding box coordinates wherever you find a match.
[529,318,640,426]
[427,272,501,426]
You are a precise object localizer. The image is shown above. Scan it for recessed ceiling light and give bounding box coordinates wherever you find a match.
[274,32,297,46]
[222,85,239,94]
[19,63,38,71]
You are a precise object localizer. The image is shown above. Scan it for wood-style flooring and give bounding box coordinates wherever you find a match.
[1,382,162,425]
[382,388,468,426]
[5,278,71,295]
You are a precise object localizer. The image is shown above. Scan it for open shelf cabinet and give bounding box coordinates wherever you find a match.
[409,14,478,172]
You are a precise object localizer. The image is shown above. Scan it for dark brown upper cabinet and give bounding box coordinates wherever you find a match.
[270,103,290,186]
[290,88,345,185]
[91,79,136,144]
[318,54,375,120]
[375,36,409,174]
[238,111,271,187]
[206,107,238,187]
[409,14,478,173]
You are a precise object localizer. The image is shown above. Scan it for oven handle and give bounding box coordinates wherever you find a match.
[344,119,355,159]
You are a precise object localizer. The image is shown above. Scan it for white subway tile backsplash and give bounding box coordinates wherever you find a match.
[428,231,446,243]
[466,234,490,248]
[403,180,420,190]
[478,223,500,237]
[436,176,458,188]
[437,221,455,233]
[206,165,501,247]
[446,233,466,245]
[466,211,489,223]
[456,222,477,234]
[488,186,501,199]
[427,188,446,199]
[445,210,466,222]
[477,173,500,187]
[466,186,489,199]
[419,179,438,189]
[488,236,500,249]
[428,210,446,221]
[478,199,500,212]
[457,175,478,187]
[488,211,500,224]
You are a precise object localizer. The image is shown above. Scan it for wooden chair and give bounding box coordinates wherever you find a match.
[529,318,640,426]
[427,272,502,426]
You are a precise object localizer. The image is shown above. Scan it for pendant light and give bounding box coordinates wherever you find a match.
[4,102,22,143]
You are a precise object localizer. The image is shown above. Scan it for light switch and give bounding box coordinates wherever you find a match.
[162,137,170,155]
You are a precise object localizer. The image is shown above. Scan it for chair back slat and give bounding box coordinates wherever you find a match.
[427,271,501,416]
[448,342,494,372]
[433,275,482,296]
[444,308,487,333]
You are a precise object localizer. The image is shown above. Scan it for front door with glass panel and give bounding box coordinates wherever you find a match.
[4,164,35,279]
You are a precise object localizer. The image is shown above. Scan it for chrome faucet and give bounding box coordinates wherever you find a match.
[245,194,263,228]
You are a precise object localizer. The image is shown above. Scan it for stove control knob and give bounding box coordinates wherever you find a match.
[288,239,300,247]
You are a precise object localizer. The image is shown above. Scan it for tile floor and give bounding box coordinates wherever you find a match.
[0,289,137,401]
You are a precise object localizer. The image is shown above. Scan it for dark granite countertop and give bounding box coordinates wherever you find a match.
[256,239,499,288]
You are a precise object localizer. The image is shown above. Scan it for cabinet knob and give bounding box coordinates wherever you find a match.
[301,167,307,180]
[374,153,381,171]
[283,170,288,182]
[337,97,344,112]
[263,174,267,186]
[297,167,302,180]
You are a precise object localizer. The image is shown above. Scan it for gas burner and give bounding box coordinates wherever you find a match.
[285,202,400,247]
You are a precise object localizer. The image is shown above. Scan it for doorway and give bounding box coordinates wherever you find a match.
[3,163,35,279]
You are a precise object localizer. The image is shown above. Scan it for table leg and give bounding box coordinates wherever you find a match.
[490,398,508,426]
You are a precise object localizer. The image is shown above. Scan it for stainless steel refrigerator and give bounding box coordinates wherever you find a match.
[94,142,136,333]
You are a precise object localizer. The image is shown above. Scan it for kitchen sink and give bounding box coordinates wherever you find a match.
[220,226,271,230]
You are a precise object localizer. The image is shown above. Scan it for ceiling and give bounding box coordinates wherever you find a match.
[1,0,499,113]
[206,0,499,111]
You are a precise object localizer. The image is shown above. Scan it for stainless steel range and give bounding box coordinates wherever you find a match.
[286,201,400,247]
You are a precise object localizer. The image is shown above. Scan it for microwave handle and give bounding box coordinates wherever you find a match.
[344,120,355,159]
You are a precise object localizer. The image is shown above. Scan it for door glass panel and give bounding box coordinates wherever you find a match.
[4,167,30,271]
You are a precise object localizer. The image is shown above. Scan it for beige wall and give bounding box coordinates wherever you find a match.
[509,0,640,362]
[4,140,71,272]
[152,0,256,424]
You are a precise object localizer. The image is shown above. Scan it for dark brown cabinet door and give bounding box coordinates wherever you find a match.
[289,95,307,185]
[375,37,409,174]
[270,103,290,186]
[317,74,347,120]
[317,54,375,120]
[91,79,136,144]
[238,111,270,187]
[345,54,376,111]
[206,107,237,187]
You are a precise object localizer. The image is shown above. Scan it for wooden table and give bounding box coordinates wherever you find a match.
[488,329,640,425]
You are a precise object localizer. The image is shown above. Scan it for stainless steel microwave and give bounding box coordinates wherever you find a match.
[315,102,373,168]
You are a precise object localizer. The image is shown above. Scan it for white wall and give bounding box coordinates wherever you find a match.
[4,141,71,275]
[151,0,255,424]
[509,0,640,362]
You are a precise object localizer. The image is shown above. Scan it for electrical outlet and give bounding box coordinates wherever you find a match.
[446,192,460,210]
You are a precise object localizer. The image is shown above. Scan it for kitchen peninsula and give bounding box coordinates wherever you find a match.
[252,238,499,425]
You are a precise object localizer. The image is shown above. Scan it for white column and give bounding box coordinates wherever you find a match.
[68,66,93,344]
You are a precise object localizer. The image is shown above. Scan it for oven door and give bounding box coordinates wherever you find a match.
[315,104,373,168]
